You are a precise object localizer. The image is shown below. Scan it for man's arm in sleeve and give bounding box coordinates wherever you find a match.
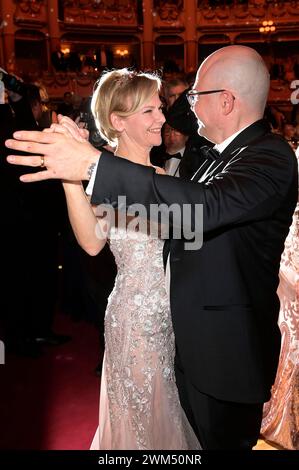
[91,143,298,234]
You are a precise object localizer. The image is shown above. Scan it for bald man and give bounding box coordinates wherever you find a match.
[6,46,298,449]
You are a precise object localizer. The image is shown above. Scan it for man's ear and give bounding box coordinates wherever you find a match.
[221,91,235,115]
[110,112,124,133]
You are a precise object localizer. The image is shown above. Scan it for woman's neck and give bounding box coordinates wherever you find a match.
[115,141,152,167]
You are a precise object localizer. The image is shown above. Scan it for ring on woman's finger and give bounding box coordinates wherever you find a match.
[40,156,45,168]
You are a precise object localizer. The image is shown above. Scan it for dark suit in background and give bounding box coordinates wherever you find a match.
[1,94,64,355]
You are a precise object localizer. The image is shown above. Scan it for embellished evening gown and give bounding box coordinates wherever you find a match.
[90,225,200,450]
[261,155,299,450]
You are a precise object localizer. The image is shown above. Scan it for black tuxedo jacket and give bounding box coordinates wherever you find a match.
[91,120,298,403]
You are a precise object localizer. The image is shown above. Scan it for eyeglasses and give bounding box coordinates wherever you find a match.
[163,126,183,136]
[186,89,233,107]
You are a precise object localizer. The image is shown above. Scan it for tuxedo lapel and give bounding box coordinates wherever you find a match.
[220,119,271,160]
[191,119,271,183]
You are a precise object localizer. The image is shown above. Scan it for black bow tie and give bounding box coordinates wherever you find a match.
[200,145,220,161]
[165,152,182,161]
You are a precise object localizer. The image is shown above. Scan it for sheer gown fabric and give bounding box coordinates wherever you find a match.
[261,157,299,450]
[90,226,200,450]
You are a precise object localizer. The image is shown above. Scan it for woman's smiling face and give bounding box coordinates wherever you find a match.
[121,92,165,149]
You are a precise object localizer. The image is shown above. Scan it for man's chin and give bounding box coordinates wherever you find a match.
[197,125,207,139]
[197,124,214,143]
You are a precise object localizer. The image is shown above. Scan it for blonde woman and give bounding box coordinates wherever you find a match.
[59,69,200,450]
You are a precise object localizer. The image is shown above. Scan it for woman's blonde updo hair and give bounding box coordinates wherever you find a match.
[91,68,162,146]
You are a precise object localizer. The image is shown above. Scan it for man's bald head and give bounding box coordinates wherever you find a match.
[196,46,270,115]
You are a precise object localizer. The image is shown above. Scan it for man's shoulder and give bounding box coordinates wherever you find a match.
[234,133,298,190]
[249,132,297,163]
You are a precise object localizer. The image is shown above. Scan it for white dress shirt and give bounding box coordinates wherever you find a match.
[213,125,249,153]
[165,147,185,177]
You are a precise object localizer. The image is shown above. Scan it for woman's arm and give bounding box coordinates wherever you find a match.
[62,181,109,256]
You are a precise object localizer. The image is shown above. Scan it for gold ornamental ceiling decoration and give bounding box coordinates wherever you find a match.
[62,0,137,27]
[198,0,299,24]
[14,0,47,26]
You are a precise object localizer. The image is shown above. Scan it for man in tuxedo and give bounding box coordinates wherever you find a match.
[5,46,298,449]
[163,123,188,177]
[2,84,68,356]
[165,91,212,179]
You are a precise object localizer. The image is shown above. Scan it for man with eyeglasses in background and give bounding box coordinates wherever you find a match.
[6,45,298,450]
[164,90,212,179]
[163,123,188,177]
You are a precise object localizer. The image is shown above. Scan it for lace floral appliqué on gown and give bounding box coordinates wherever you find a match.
[261,158,299,450]
[91,226,200,450]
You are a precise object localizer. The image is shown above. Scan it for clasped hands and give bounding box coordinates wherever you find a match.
[5,115,101,182]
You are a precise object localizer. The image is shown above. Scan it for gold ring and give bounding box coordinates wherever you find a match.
[40,156,45,168]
